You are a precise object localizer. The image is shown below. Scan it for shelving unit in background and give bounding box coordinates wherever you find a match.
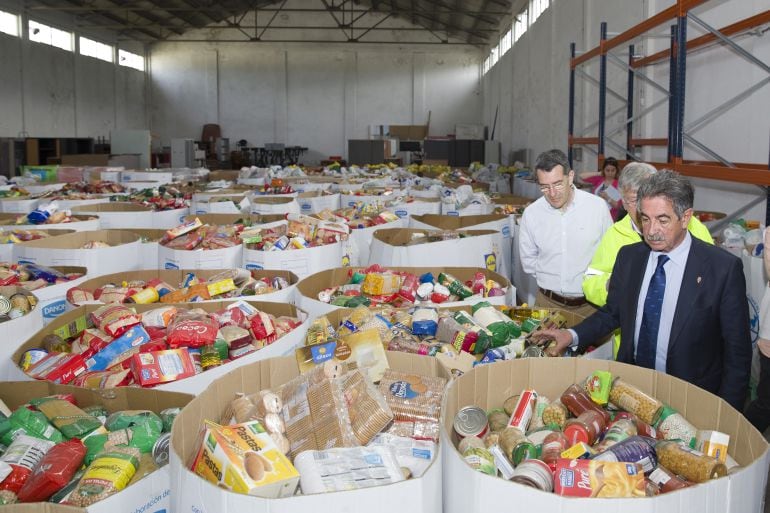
[567,0,770,228]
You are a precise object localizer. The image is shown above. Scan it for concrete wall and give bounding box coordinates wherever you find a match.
[149,43,483,164]
[0,2,147,138]
[483,0,770,221]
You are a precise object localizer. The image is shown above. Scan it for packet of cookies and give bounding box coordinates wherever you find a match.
[554,458,647,498]
[190,420,299,498]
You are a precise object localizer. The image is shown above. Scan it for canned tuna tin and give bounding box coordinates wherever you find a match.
[510,459,554,491]
[454,405,489,438]
[152,432,171,466]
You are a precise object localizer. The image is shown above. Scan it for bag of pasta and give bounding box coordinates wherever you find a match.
[65,447,140,507]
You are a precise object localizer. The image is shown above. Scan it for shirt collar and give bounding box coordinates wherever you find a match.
[651,231,692,267]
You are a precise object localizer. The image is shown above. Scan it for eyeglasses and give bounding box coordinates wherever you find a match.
[538,179,567,194]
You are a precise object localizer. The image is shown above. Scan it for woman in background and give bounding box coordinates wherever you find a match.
[580,157,622,220]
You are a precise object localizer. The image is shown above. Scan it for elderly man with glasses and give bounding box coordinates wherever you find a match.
[518,149,613,317]
[581,162,713,358]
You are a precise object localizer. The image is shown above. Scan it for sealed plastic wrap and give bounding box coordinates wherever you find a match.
[378,369,447,441]
[340,370,393,445]
[293,446,405,493]
[15,438,86,502]
[0,435,55,494]
[66,446,141,506]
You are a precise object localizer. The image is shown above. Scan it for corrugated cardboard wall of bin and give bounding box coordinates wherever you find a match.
[441,358,770,513]
[66,268,299,311]
[0,229,75,263]
[344,215,405,268]
[182,213,287,231]
[13,230,142,277]
[0,213,100,232]
[296,191,340,215]
[410,214,513,281]
[249,196,300,216]
[71,203,189,230]
[0,382,192,513]
[369,228,510,280]
[191,196,249,215]
[12,300,311,395]
[170,351,446,513]
[0,286,42,381]
[295,266,514,319]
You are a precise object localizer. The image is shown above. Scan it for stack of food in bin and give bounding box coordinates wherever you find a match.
[454,372,735,497]
[315,203,399,229]
[67,269,291,305]
[0,263,83,291]
[314,266,506,308]
[20,300,302,388]
[0,396,179,506]
[110,185,191,211]
[159,218,243,251]
[189,307,447,498]
[243,215,349,252]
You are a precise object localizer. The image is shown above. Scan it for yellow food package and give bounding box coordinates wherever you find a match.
[361,272,401,296]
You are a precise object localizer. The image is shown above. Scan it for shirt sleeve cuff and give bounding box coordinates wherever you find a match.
[567,329,579,348]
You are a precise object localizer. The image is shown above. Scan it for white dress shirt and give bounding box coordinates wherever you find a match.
[634,232,692,372]
[519,187,613,297]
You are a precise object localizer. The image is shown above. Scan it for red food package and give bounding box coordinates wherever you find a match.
[249,311,276,344]
[16,439,86,502]
[0,435,55,494]
[66,287,95,305]
[213,306,246,328]
[162,231,203,250]
[139,340,168,353]
[554,458,646,498]
[96,287,131,304]
[397,273,419,302]
[131,349,196,387]
[145,326,167,341]
[89,304,142,338]
[273,316,300,338]
[472,272,486,295]
[75,329,112,359]
[35,353,87,384]
[167,313,218,349]
[70,368,133,388]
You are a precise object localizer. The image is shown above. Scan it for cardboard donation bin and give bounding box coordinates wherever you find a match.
[440,201,494,217]
[14,230,142,277]
[70,203,154,229]
[29,265,89,326]
[442,358,770,513]
[296,266,514,319]
[0,197,41,214]
[339,189,406,209]
[391,198,442,220]
[243,240,344,280]
[0,213,100,232]
[0,382,192,513]
[0,229,75,263]
[0,286,43,380]
[67,269,299,309]
[296,192,340,215]
[191,195,249,215]
[12,300,310,395]
[249,196,300,216]
[158,244,243,271]
[170,351,445,513]
[369,228,510,280]
[410,214,512,281]
[343,215,404,267]
[182,213,286,229]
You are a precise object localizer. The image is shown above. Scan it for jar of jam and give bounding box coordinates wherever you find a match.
[563,410,606,445]
[560,384,611,425]
[541,431,569,471]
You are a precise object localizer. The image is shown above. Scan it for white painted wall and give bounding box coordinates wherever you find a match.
[149,42,483,164]
[483,0,770,222]
[0,2,148,139]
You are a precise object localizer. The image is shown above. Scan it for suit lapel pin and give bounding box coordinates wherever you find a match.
[697,276,702,284]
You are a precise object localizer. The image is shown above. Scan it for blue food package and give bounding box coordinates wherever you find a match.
[85,325,151,371]
[411,307,438,336]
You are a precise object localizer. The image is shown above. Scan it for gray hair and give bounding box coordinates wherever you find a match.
[534,149,570,174]
[636,169,694,219]
[618,162,658,192]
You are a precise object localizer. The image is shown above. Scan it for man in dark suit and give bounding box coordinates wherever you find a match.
[533,170,751,410]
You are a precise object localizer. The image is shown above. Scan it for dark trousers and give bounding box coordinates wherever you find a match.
[745,352,770,433]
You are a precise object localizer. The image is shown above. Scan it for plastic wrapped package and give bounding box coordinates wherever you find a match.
[65,447,141,506]
[293,446,405,493]
[16,439,86,502]
[89,304,142,338]
[166,311,219,349]
[339,370,393,445]
[377,369,447,441]
[0,435,55,494]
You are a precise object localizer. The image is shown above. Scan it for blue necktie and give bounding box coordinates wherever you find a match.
[636,254,670,369]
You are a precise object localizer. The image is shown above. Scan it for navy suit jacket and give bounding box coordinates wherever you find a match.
[574,237,751,410]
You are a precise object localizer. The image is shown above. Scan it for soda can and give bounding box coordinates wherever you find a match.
[454,405,489,438]
[152,432,171,467]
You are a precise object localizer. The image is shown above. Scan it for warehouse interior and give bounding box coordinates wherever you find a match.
[0,0,769,510]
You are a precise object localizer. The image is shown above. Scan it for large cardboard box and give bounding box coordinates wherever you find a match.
[243,241,345,279]
[343,216,404,267]
[183,213,285,226]
[121,170,174,184]
[408,187,442,199]
[0,197,40,213]
[391,198,442,219]
[0,286,43,380]
[0,229,75,262]
[170,351,444,513]
[440,201,494,217]
[70,202,154,229]
[249,196,300,215]
[442,358,770,513]
[14,230,142,277]
[0,382,192,513]
[388,124,429,140]
[296,191,340,214]
[12,300,310,395]
[192,195,249,215]
[111,228,166,271]
[158,244,243,271]
[410,214,512,280]
[0,214,100,232]
[51,198,111,210]
[339,189,406,209]
[369,228,510,279]
[151,207,191,229]
[67,269,299,309]
[24,183,66,195]
[31,265,89,325]
[283,177,336,193]
[296,266,514,319]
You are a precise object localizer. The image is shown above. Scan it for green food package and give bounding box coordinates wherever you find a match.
[2,407,64,446]
[83,423,161,465]
[35,398,103,440]
[105,410,163,434]
[160,408,181,433]
[585,370,613,405]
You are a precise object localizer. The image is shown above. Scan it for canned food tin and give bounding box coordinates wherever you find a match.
[454,405,489,438]
[510,459,554,491]
[592,435,658,473]
[521,345,546,358]
[0,296,10,315]
[152,432,171,466]
[20,348,48,371]
[458,435,486,454]
[512,440,538,466]
[9,293,30,313]
[462,447,496,476]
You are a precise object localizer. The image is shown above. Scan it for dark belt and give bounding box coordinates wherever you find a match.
[539,288,588,307]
